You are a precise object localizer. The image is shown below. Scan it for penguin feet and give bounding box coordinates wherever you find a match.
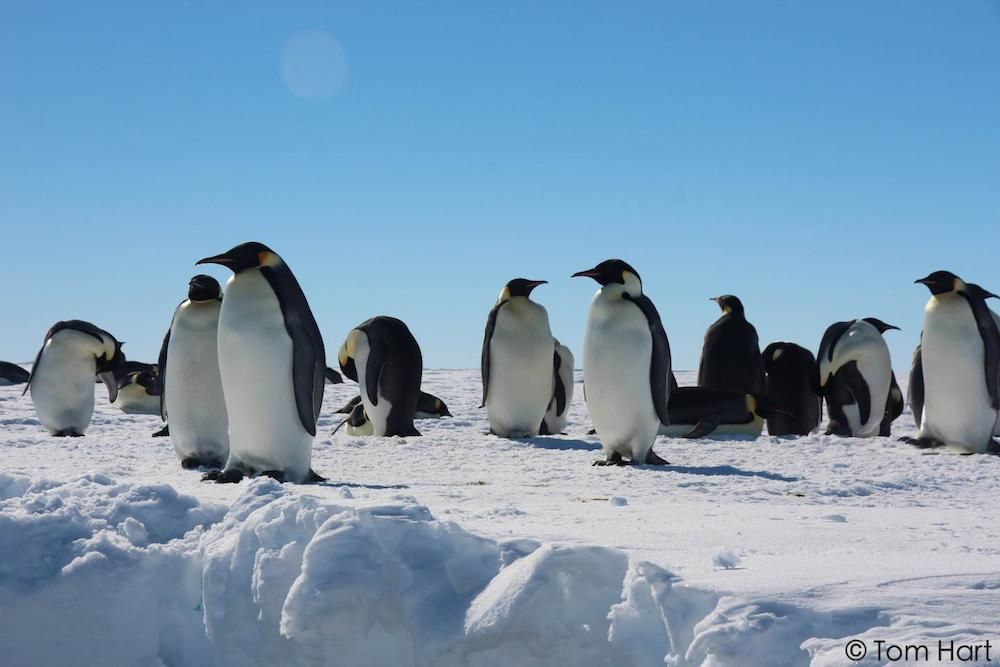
[53,429,84,438]
[151,425,170,438]
[182,456,225,471]
[259,470,287,483]
[644,449,670,466]
[593,453,629,467]
[202,469,245,484]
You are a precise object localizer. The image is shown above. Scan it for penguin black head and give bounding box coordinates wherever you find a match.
[862,318,900,334]
[188,274,222,302]
[197,242,280,274]
[572,259,641,287]
[915,271,964,296]
[711,295,744,315]
[500,278,547,301]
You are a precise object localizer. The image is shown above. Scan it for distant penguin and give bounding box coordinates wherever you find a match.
[197,242,326,483]
[24,320,125,436]
[113,370,161,415]
[481,279,555,438]
[573,260,671,466]
[159,274,229,470]
[908,343,924,429]
[761,342,821,436]
[540,340,574,435]
[339,316,423,437]
[910,272,1000,453]
[0,361,29,385]
[817,318,898,438]
[325,367,343,384]
[659,387,773,438]
[698,295,765,399]
[94,360,156,385]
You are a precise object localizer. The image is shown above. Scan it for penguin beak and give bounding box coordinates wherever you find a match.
[572,268,600,280]
[98,370,119,404]
[884,324,901,331]
[526,280,548,288]
[196,253,235,268]
[914,276,932,286]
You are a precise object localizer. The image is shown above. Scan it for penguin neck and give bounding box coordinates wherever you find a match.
[597,280,642,302]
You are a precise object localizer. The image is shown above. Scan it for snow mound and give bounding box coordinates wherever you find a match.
[0,475,889,666]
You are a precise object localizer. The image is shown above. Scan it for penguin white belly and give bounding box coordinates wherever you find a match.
[352,337,395,437]
[486,304,554,437]
[165,303,229,461]
[584,301,660,461]
[921,298,997,452]
[829,323,891,438]
[113,385,160,415]
[218,272,311,480]
[30,339,97,435]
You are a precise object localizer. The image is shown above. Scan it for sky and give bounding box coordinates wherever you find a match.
[2,1,999,370]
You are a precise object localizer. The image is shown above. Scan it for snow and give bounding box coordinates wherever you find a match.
[2,369,1000,666]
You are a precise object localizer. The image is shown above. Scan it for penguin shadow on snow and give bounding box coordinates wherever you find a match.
[517,435,602,452]
[663,464,800,483]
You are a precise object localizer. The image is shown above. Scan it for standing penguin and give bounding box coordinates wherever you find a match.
[540,339,574,435]
[573,259,671,466]
[761,342,821,436]
[481,279,555,437]
[817,318,898,438]
[158,275,229,470]
[113,370,161,415]
[197,242,326,483]
[910,271,1000,452]
[24,320,125,436]
[339,316,423,437]
[698,295,764,396]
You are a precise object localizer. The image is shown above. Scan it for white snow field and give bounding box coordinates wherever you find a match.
[2,370,999,666]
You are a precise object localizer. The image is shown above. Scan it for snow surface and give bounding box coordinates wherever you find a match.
[2,369,1000,666]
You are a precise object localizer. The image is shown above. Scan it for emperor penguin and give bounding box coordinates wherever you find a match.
[197,242,326,483]
[339,316,423,437]
[334,390,450,422]
[325,367,343,384]
[0,361,29,385]
[113,370,161,415]
[540,339,574,435]
[481,279,555,438]
[698,295,765,396]
[158,274,229,470]
[761,342,821,436]
[24,320,125,436]
[660,387,774,438]
[880,372,904,436]
[910,272,1000,452]
[573,259,671,466]
[908,343,924,429]
[817,318,898,438]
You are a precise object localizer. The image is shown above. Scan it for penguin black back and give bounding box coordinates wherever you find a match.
[762,342,821,436]
[698,295,764,395]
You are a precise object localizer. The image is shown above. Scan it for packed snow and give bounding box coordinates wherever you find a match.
[2,369,999,666]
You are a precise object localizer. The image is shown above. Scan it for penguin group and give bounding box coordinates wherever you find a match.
[7,243,1000,483]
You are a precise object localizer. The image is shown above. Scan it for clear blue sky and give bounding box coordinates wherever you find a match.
[3,1,999,370]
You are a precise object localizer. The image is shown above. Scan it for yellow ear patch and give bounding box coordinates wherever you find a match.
[339,331,359,367]
[723,306,732,315]
[258,251,280,267]
[953,277,965,292]
[498,287,511,303]
[772,349,783,362]
[622,271,638,284]
[746,395,757,413]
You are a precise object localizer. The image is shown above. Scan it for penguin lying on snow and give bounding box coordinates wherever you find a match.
[817,318,898,438]
[197,242,326,483]
[573,259,672,466]
[339,316,423,437]
[908,272,1000,453]
[333,391,451,423]
[113,370,161,415]
[659,387,778,439]
[0,361,29,386]
[24,320,126,437]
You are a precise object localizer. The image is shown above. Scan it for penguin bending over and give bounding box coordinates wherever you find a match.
[761,342,821,436]
[481,279,554,438]
[698,295,764,396]
[159,275,229,470]
[197,242,326,483]
[540,340,574,435]
[113,370,161,415]
[339,316,423,437]
[24,320,125,436]
[573,259,671,466]
[0,361,29,386]
[817,318,898,438]
[909,272,1000,453]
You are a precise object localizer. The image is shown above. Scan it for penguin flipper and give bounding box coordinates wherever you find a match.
[157,326,171,420]
[623,293,672,426]
[552,350,567,417]
[836,361,871,427]
[480,302,503,408]
[908,344,924,429]
[363,337,386,407]
[683,419,720,439]
[22,340,47,396]
[151,424,170,438]
[959,290,1000,409]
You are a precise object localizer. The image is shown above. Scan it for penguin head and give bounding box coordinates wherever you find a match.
[915,271,964,296]
[187,274,222,302]
[338,329,365,382]
[861,318,900,334]
[498,279,547,303]
[95,337,126,374]
[572,259,642,293]
[711,295,744,315]
[197,242,281,274]
[434,397,452,417]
